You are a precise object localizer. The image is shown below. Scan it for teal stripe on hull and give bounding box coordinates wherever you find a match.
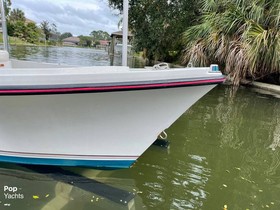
[0,155,134,169]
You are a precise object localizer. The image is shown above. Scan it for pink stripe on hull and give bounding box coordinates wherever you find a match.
[0,78,225,94]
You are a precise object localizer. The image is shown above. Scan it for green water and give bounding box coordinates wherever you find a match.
[0,46,280,209]
[1,85,280,210]
[9,45,145,67]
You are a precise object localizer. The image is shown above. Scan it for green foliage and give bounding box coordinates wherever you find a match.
[109,0,199,62]
[8,21,40,44]
[90,30,110,41]
[6,8,40,44]
[11,21,25,39]
[25,22,40,43]
[9,8,25,22]
[183,0,280,85]
[60,32,73,41]
[78,35,92,47]
[40,21,56,41]
[4,0,11,17]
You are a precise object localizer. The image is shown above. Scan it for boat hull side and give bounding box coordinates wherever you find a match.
[0,85,217,168]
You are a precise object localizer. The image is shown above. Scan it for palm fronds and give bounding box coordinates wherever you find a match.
[182,0,280,85]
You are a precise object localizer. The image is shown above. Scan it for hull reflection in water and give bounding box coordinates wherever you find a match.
[0,164,138,210]
[0,55,224,169]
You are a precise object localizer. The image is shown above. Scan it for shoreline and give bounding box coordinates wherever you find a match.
[241,80,280,95]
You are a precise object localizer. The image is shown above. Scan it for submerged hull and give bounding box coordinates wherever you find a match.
[0,60,224,168]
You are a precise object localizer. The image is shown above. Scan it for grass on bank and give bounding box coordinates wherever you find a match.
[0,35,33,46]
[0,33,60,46]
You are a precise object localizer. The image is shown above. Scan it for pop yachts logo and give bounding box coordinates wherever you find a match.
[3,186,24,199]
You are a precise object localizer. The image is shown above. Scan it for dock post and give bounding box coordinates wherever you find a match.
[109,36,116,65]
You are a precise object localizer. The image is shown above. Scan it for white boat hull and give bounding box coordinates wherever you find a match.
[0,57,224,168]
[0,84,216,168]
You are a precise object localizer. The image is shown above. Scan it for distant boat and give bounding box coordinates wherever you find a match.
[0,0,225,169]
[114,43,132,55]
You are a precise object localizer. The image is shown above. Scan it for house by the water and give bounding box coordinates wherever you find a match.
[62,36,80,46]
[96,40,110,50]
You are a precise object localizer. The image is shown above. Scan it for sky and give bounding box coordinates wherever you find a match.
[12,0,120,36]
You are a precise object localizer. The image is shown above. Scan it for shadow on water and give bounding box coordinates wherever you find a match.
[0,163,140,210]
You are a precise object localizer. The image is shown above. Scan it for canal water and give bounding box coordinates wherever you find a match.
[0,46,280,210]
[9,45,145,67]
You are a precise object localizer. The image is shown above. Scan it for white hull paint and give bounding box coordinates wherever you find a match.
[0,85,215,168]
[0,58,224,168]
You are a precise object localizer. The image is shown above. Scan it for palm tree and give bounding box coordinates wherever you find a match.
[182,0,280,85]
[9,8,25,22]
[4,0,11,17]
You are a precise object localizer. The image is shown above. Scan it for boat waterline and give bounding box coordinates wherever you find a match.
[0,153,135,169]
